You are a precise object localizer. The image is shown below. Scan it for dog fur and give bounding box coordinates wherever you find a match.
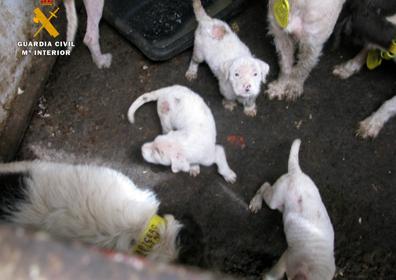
[249,140,335,280]
[266,0,345,101]
[128,85,237,183]
[186,0,270,117]
[64,0,112,68]
[0,160,199,262]
[332,0,396,138]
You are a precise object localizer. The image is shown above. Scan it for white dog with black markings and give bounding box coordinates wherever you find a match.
[185,0,270,117]
[266,0,345,100]
[249,139,335,280]
[0,161,202,262]
[128,85,237,183]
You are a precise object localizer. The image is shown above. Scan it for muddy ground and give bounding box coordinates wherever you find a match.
[15,0,396,279]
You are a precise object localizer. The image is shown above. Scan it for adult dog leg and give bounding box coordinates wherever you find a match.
[333,48,369,79]
[266,30,295,100]
[83,0,112,68]
[357,95,396,138]
[214,145,236,183]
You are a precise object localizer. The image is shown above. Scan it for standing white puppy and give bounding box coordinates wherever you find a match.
[128,85,237,183]
[249,140,335,280]
[266,0,345,100]
[0,161,191,262]
[186,0,270,117]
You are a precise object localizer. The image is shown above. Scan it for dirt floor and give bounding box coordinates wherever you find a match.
[16,0,395,279]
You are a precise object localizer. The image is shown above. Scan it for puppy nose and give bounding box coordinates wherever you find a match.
[245,84,251,92]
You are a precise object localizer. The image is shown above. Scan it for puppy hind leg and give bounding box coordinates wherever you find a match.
[189,164,200,177]
[263,251,288,280]
[185,47,204,81]
[83,0,112,68]
[249,182,271,213]
[267,31,295,100]
[333,48,369,79]
[214,145,236,183]
[357,95,396,138]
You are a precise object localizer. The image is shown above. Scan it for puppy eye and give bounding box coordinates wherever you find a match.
[235,73,239,77]
[254,73,258,76]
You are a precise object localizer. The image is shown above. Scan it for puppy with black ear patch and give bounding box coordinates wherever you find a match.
[0,161,200,262]
[186,0,270,117]
[332,0,396,138]
[249,140,335,280]
[128,85,237,183]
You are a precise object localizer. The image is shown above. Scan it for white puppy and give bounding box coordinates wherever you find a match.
[249,140,335,280]
[267,0,345,100]
[64,0,112,68]
[0,161,190,262]
[128,85,237,183]
[186,0,270,117]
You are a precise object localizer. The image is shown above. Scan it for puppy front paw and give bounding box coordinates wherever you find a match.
[262,274,277,280]
[223,170,237,184]
[185,69,198,81]
[244,105,257,117]
[222,99,237,111]
[356,116,384,139]
[94,53,112,69]
[189,165,201,177]
[249,195,263,214]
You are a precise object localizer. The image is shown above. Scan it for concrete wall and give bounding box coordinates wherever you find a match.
[0,0,36,129]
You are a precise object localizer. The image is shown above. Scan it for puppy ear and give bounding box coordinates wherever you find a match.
[257,59,270,83]
[221,60,233,80]
[170,153,190,173]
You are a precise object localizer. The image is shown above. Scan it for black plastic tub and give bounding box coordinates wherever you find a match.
[103,0,247,61]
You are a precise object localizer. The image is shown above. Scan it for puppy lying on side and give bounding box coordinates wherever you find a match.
[266,0,345,100]
[333,0,396,138]
[185,0,270,117]
[249,140,335,280]
[0,161,197,262]
[64,0,112,68]
[128,85,237,183]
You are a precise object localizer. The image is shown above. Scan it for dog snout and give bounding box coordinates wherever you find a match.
[244,84,252,92]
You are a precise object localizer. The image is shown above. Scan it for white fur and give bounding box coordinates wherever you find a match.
[186,0,270,117]
[128,85,237,183]
[63,0,112,68]
[267,0,345,101]
[249,140,335,280]
[1,161,181,262]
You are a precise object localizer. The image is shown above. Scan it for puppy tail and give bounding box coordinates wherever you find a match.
[64,0,78,51]
[192,0,211,23]
[127,91,161,123]
[288,139,302,174]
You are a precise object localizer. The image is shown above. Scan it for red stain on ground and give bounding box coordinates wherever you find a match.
[227,135,246,149]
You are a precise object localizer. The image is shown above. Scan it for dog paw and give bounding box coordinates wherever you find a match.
[356,116,383,139]
[333,63,358,79]
[189,165,201,177]
[222,99,237,111]
[249,195,262,213]
[266,80,286,100]
[283,81,303,101]
[244,106,257,117]
[95,53,112,69]
[262,274,277,280]
[223,170,237,184]
[185,70,198,81]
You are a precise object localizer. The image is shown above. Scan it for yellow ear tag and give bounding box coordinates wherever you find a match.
[366,49,382,70]
[133,215,165,256]
[388,39,396,55]
[273,0,290,29]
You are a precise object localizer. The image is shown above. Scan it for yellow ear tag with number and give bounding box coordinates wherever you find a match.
[366,49,382,70]
[273,0,290,29]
